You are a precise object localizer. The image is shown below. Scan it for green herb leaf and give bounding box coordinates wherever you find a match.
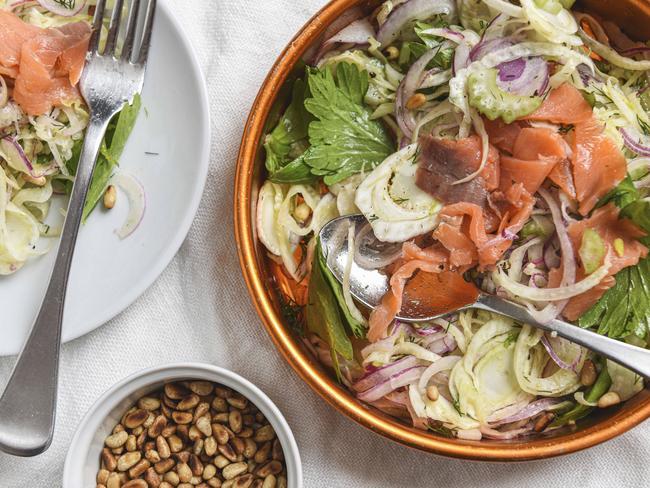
[597,174,640,209]
[578,258,650,339]
[550,362,611,428]
[268,152,318,184]
[303,63,393,185]
[316,242,366,338]
[65,95,141,221]
[305,243,354,381]
[264,78,312,174]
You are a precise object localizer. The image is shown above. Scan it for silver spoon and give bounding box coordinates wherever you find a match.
[319,214,650,379]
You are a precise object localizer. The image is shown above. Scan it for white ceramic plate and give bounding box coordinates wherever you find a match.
[0,1,210,356]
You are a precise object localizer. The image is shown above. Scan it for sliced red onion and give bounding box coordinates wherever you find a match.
[353,355,419,392]
[534,189,577,322]
[480,13,509,42]
[377,0,456,46]
[543,240,561,269]
[541,335,583,373]
[497,57,549,96]
[322,6,363,41]
[361,322,405,359]
[110,172,146,239]
[489,398,563,426]
[37,0,86,16]
[0,137,57,178]
[529,273,548,288]
[357,366,425,402]
[395,49,441,138]
[621,126,650,157]
[453,42,471,75]
[427,336,456,355]
[314,18,375,63]
[480,425,533,440]
[470,37,513,62]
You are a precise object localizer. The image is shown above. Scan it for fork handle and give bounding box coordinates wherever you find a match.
[0,115,111,457]
[476,294,650,379]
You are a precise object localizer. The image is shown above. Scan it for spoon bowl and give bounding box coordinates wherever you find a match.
[319,214,650,379]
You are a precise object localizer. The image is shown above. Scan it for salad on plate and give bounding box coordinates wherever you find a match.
[0,0,142,275]
[257,0,650,440]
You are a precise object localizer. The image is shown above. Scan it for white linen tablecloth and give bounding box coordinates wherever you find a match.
[1,1,649,486]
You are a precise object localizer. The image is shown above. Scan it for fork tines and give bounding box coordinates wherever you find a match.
[89,0,157,65]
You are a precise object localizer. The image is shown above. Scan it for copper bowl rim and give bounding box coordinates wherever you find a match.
[234,0,650,461]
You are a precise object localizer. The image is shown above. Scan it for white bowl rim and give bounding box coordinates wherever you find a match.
[63,362,303,487]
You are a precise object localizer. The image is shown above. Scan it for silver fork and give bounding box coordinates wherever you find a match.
[0,0,156,457]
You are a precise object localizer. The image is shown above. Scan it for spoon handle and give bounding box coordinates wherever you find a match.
[475,294,650,378]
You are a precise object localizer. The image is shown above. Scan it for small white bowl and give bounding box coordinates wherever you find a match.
[63,363,302,487]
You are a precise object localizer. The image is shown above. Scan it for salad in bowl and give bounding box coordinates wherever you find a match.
[0,0,141,275]
[255,0,650,441]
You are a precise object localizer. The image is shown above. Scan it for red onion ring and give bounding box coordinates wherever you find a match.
[480,425,534,440]
[497,57,550,96]
[488,398,562,426]
[353,355,419,392]
[395,48,440,138]
[1,136,57,178]
[621,126,650,157]
[541,335,583,373]
[314,18,375,63]
[470,37,514,62]
[377,0,456,46]
[535,189,577,322]
[357,366,425,402]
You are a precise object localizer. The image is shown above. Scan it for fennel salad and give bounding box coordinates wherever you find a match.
[0,0,143,275]
[257,0,650,441]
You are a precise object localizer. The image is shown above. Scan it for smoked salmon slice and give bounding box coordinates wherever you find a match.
[0,11,90,115]
[436,183,534,269]
[0,10,41,78]
[522,83,593,125]
[416,135,500,208]
[483,118,522,154]
[508,126,574,196]
[500,155,557,194]
[571,116,627,215]
[562,204,648,320]
[367,242,448,342]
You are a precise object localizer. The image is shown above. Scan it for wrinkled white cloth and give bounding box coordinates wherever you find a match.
[0,0,648,486]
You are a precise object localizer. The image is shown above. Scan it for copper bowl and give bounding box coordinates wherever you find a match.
[235,0,650,460]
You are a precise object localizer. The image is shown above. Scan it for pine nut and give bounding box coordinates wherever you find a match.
[188,381,214,396]
[117,451,141,471]
[406,93,426,110]
[580,360,597,387]
[426,385,439,402]
[177,394,200,411]
[222,462,248,480]
[105,431,128,449]
[138,397,161,411]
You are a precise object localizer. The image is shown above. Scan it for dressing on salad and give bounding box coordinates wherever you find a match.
[258,0,650,440]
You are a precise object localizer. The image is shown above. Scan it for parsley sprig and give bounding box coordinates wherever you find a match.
[266,63,394,185]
